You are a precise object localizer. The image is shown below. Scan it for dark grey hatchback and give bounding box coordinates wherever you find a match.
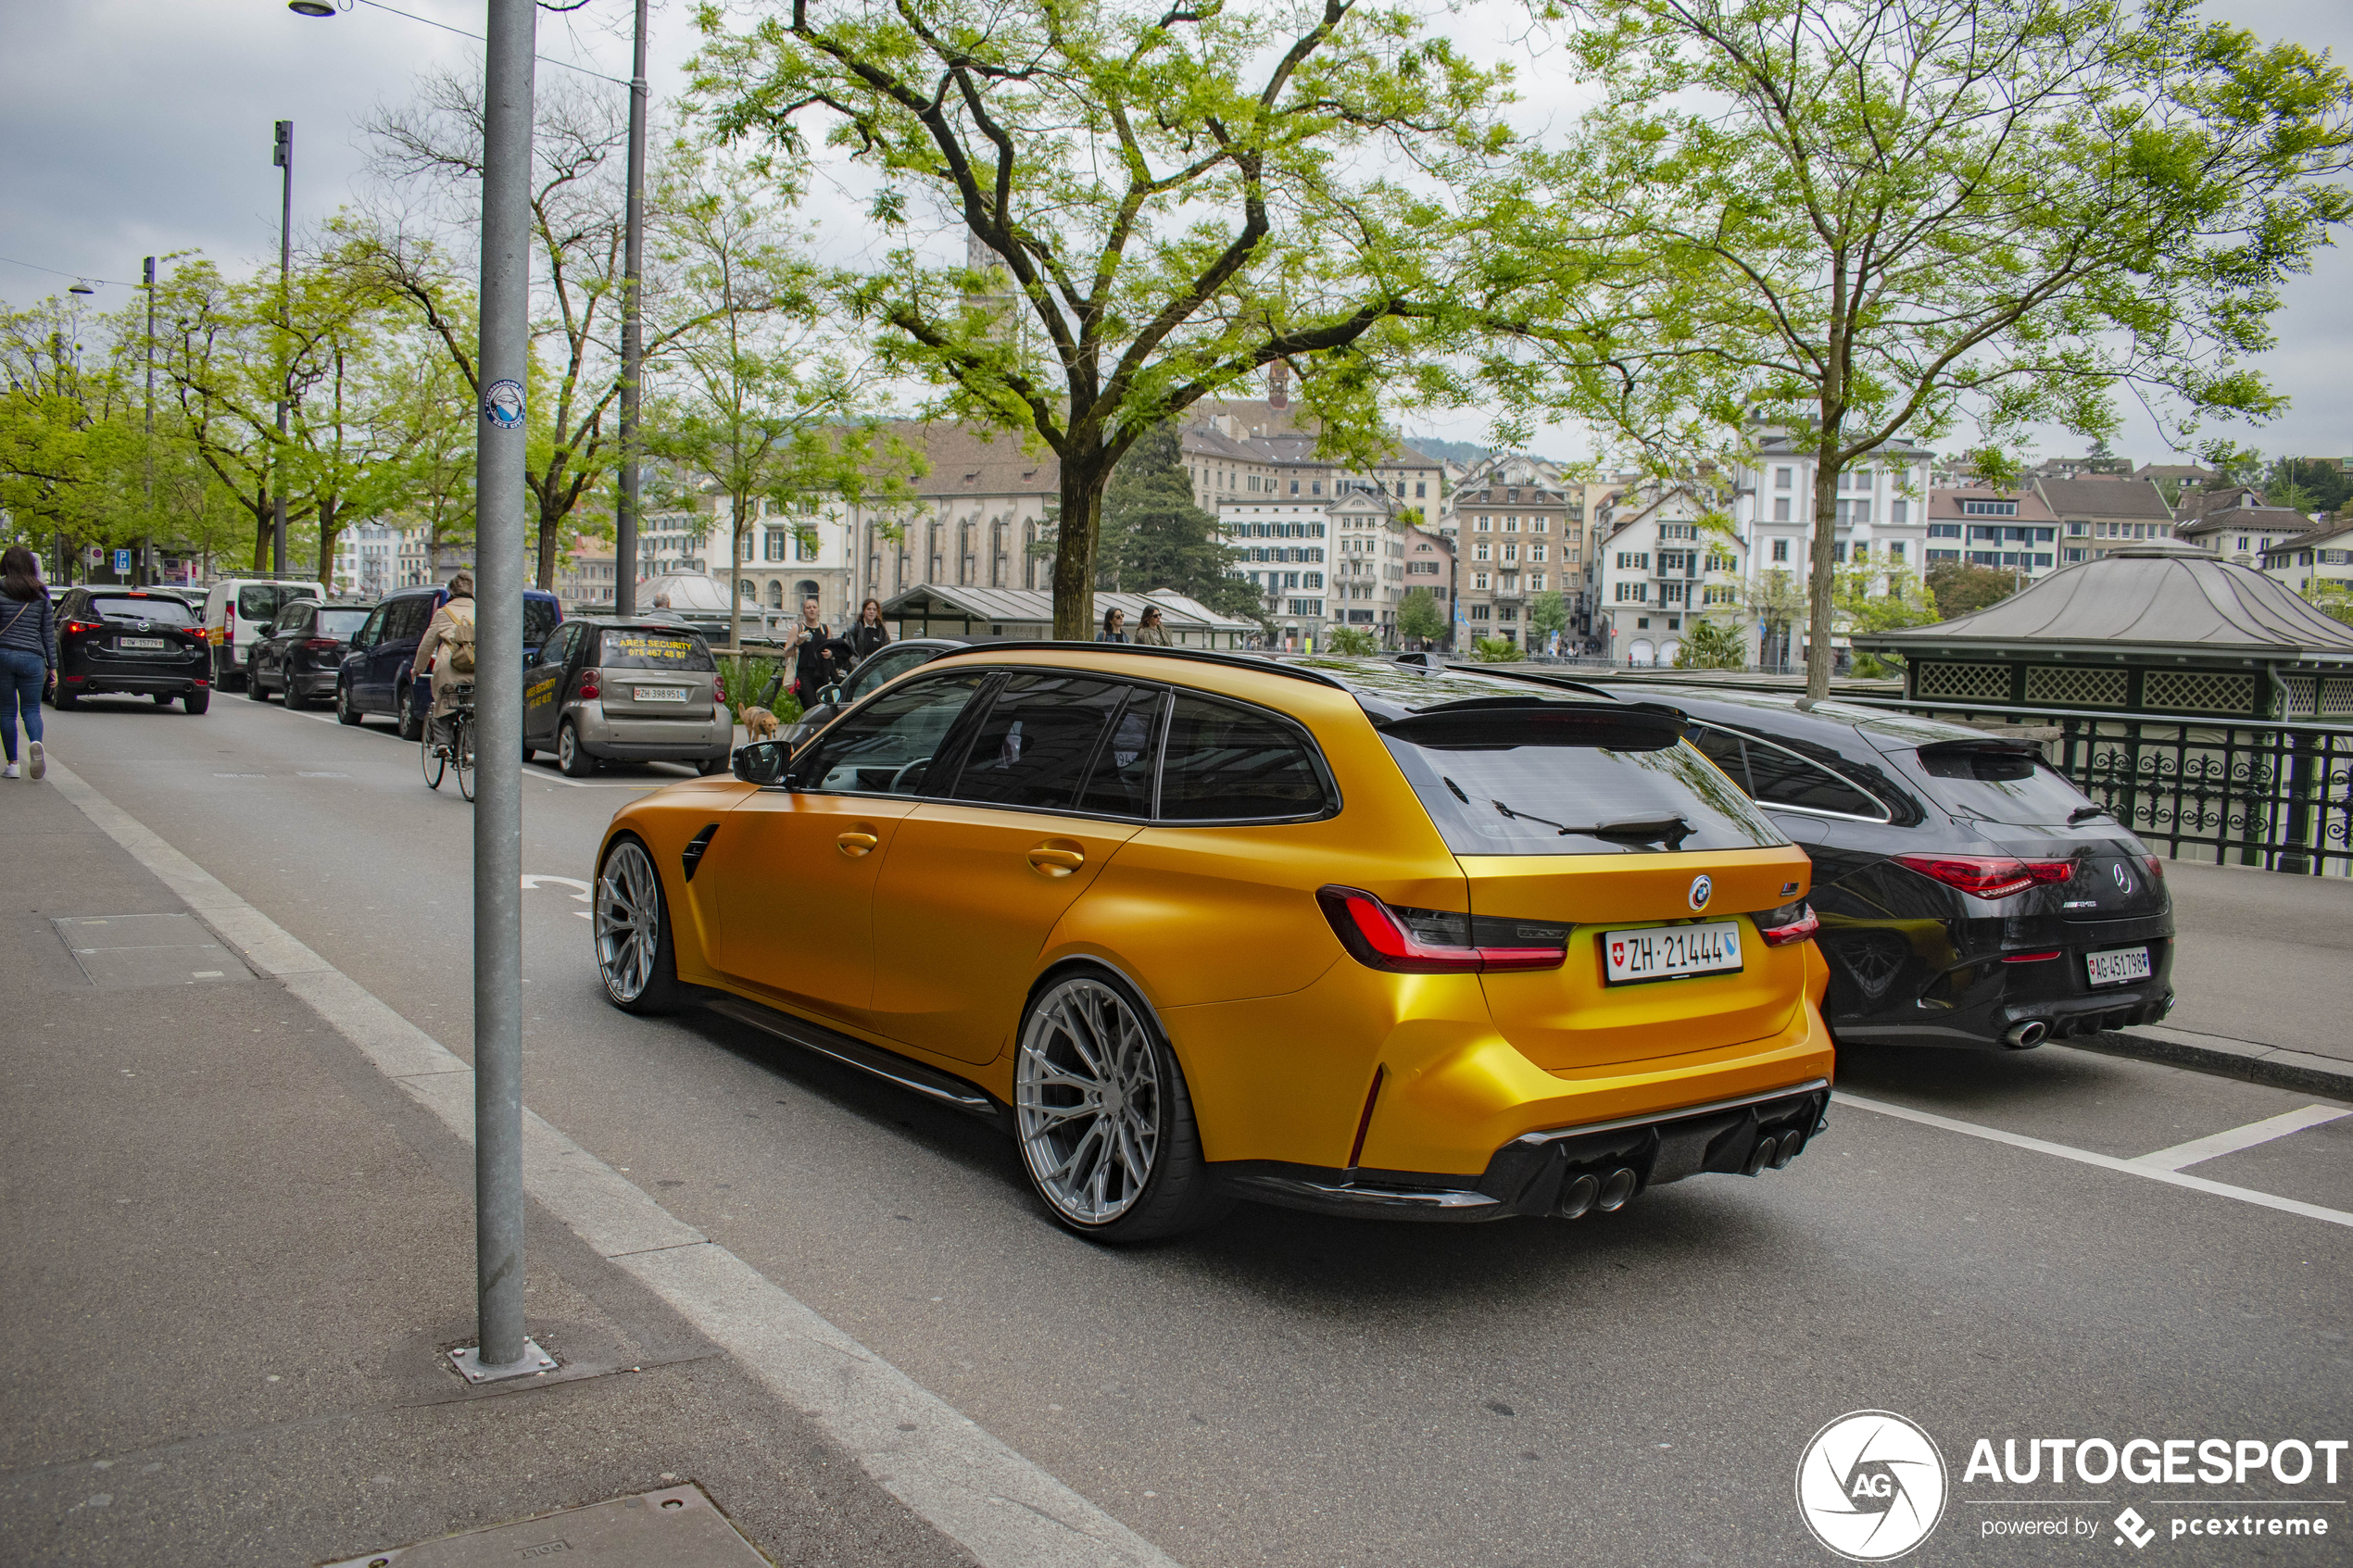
[1597,685,2175,1051]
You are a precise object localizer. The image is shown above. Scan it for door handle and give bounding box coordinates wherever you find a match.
[837,831,879,858]
[1026,845,1086,876]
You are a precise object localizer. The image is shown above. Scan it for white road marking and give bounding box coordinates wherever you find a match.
[43,758,1180,1568]
[2133,1105,2350,1173]
[1835,1092,2353,1231]
[281,705,665,788]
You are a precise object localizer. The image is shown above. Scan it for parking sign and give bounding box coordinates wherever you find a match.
[114,548,132,574]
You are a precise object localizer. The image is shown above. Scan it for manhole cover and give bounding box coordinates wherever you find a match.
[53,914,252,989]
[321,1484,767,1566]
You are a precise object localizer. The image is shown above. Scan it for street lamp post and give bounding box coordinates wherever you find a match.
[614,0,649,618]
[144,257,157,587]
[455,0,546,1384]
[271,120,293,579]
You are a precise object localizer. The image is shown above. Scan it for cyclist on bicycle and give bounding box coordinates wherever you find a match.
[408,571,477,749]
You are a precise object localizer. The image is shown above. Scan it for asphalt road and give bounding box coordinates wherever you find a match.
[37,690,2353,1566]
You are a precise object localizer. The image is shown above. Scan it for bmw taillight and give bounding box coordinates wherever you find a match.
[1756,901,1819,947]
[1894,853,2074,899]
[1315,886,1567,973]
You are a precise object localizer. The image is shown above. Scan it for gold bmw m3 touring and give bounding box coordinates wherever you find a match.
[593,646,1832,1241]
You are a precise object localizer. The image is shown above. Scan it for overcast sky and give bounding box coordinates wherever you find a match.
[3,0,2345,468]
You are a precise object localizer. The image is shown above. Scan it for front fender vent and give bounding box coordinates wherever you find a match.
[681,823,719,882]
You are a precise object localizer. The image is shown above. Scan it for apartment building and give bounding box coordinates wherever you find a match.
[2259,522,2353,596]
[1736,431,1933,591]
[2177,498,2324,566]
[1922,487,2061,578]
[1452,476,1581,646]
[1403,524,1454,643]
[1215,497,1331,645]
[1589,485,1744,666]
[2034,477,2178,563]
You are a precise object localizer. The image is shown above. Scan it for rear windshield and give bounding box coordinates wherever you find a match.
[598,629,713,671]
[315,608,372,639]
[1910,744,2093,826]
[91,595,196,625]
[525,598,560,645]
[237,584,309,619]
[1383,733,1787,856]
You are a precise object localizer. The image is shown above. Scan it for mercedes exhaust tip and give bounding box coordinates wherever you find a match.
[2002,1020,2048,1050]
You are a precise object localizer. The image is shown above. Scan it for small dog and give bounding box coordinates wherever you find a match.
[739,705,782,741]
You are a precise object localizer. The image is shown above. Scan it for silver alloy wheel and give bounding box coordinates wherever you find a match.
[1015,976,1162,1226]
[595,841,661,1004]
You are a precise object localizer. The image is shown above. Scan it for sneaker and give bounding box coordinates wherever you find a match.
[26,741,42,781]
[2,762,16,779]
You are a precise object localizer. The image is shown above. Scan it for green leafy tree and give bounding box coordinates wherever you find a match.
[0,295,145,565]
[694,0,1509,639]
[1924,558,2019,619]
[1674,616,1747,669]
[1742,566,1807,670]
[2265,457,2351,516]
[1837,550,1940,675]
[1527,587,1570,650]
[1323,624,1379,655]
[1491,0,2353,696]
[1396,585,1448,647]
[2303,582,2353,625]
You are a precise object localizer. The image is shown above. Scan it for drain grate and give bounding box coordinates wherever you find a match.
[321,1484,768,1566]
[53,914,254,989]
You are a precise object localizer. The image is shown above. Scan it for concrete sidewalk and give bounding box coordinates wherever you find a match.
[2082,858,2353,1096]
[0,777,972,1567]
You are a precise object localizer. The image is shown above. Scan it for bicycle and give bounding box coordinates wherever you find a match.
[420,682,477,801]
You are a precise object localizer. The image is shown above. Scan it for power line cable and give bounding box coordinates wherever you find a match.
[348,0,630,85]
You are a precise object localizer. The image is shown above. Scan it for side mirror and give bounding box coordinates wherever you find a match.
[255,621,274,638]
[814,683,843,708]
[732,741,790,786]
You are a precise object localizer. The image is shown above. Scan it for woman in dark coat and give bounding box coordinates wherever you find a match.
[0,546,56,781]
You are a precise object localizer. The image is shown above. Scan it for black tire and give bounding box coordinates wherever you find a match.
[396,686,424,743]
[284,682,311,711]
[182,689,208,715]
[593,834,685,1014]
[245,658,268,700]
[1012,964,1230,1244]
[334,681,363,725]
[697,756,726,776]
[558,720,596,777]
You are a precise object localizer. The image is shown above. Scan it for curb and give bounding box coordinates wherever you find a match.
[2076,1025,2353,1100]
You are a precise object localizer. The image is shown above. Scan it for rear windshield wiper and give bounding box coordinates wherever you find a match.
[1492,798,1693,844]
[2067,804,2113,824]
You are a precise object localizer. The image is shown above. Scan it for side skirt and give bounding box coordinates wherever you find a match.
[702,993,1009,1129]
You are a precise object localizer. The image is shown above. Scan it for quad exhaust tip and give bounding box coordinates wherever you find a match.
[2002,1020,2049,1050]
[1594,1167,1639,1213]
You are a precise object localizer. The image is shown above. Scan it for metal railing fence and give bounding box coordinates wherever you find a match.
[1847,698,2353,877]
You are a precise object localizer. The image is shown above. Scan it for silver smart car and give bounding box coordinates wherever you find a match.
[522,619,732,776]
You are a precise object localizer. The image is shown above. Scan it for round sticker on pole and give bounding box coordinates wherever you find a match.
[483,378,525,431]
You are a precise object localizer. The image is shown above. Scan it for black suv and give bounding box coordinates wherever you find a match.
[50,588,211,712]
[334,585,560,738]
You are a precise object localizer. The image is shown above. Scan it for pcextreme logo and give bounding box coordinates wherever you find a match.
[1796,1411,1950,1561]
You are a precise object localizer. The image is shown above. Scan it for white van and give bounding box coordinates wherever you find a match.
[200,579,328,690]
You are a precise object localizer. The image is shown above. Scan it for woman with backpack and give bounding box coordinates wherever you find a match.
[0,546,56,781]
[407,572,477,748]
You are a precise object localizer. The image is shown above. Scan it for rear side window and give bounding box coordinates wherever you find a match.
[1912,743,2091,826]
[315,608,371,639]
[1075,692,1164,819]
[237,586,283,619]
[1159,695,1333,821]
[525,598,560,645]
[90,595,196,625]
[598,629,714,671]
[1384,724,1784,855]
[793,672,987,796]
[386,597,435,642]
[949,673,1133,811]
[1698,725,1889,821]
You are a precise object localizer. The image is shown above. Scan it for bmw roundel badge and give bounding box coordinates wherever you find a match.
[1689,874,1713,910]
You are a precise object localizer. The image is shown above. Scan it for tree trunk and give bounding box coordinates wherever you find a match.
[727,496,748,653]
[314,495,339,595]
[1050,467,1107,641]
[1805,439,1841,700]
[535,504,560,593]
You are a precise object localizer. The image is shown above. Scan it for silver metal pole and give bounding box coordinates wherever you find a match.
[272,120,293,579]
[467,0,537,1379]
[144,257,157,587]
[614,0,648,618]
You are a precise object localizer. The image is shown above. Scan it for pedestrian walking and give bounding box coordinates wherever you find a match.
[784,596,851,706]
[1097,607,1127,643]
[0,546,56,781]
[845,598,890,662]
[1130,605,1171,646]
